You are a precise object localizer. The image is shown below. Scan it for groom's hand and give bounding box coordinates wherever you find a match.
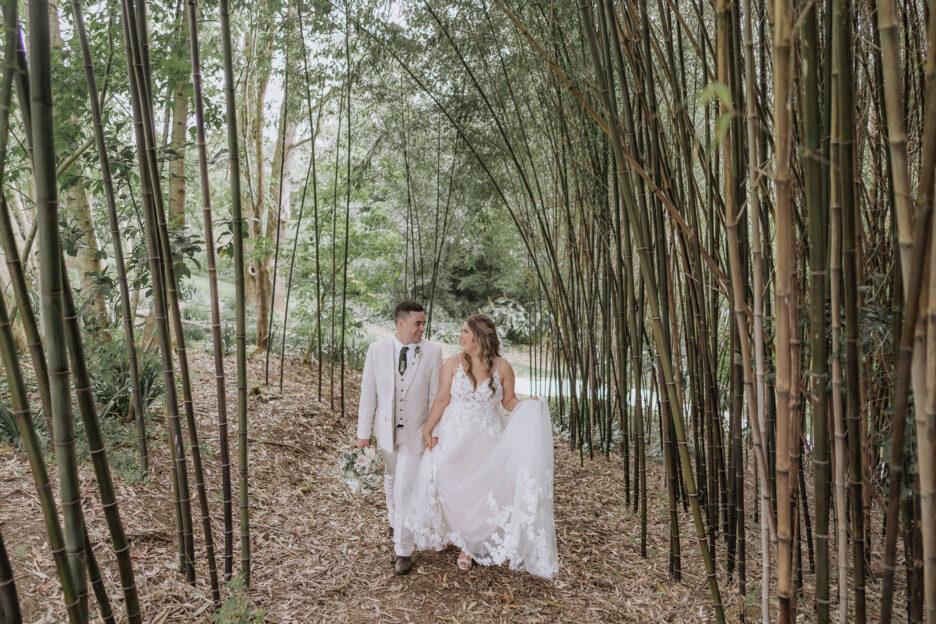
[355,438,369,448]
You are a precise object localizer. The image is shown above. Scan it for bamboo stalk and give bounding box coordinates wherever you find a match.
[135,0,222,595]
[772,0,795,620]
[0,24,83,623]
[185,0,226,602]
[0,0,54,444]
[265,11,290,386]
[577,3,724,620]
[82,525,114,624]
[878,178,933,622]
[28,0,89,617]
[803,2,829,621]
[284,3,322,392]
[915,4,936,622]
[339,2,352,417]
[835,1,866,619]
[60,255,143,623]
[217,0,251,585]
[829,26,848,617]
[0,523,22,623]
[118,0,196,582]
[0,293,83,624]
[69,0,149,476]
[743,0,771,618]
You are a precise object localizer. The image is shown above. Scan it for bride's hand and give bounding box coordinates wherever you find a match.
[422,428,438,451]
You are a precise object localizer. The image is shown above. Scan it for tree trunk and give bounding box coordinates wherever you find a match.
[243,22,272,346]
[168,82,188,229]
[64,180,106,320]
[262,57,299,354]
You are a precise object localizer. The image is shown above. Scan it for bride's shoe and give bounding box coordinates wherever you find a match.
[457,550,473,571]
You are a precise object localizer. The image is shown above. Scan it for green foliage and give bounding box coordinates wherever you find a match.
[344,342,368,370]
[426,316,462,344]
[211,578,265,624]
[183,322,208,344]
[221,320,237,356]
[290,302,367,365]
[104,445,147,485]
[0,376,48,450]
[745,583,762,607]
[548,397,570,442]
[480,297,533,345]
[168,231,204,283]
[0,400,19,447]
[73,405,145,483]
[83,330,164,424]
[695,82,735,159]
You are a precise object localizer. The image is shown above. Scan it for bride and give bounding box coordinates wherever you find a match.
[406,314,558,579]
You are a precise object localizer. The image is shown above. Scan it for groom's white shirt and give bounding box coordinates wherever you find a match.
[357,333,442,557]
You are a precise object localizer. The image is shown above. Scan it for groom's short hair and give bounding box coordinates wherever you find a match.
[394,301,425,320]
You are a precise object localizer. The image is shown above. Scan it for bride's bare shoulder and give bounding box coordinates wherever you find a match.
[493,356,514,376]
[443,354,462,370]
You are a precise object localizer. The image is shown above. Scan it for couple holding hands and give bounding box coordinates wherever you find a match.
[356,302,558,578]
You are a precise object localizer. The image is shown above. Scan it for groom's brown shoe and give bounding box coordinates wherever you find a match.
[394,556,412,576]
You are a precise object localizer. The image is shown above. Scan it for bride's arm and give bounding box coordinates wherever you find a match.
[422,356,458,449]
[499,360,525,412]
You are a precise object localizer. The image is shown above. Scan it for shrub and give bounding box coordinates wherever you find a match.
[0,400,19,447]
[480,297,534,344]
[211,578,265,624]
[84,331,165,423]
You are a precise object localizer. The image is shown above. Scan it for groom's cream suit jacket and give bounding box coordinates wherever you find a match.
[357,336,443,454]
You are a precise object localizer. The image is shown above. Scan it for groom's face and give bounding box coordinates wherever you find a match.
[396,311,426,344]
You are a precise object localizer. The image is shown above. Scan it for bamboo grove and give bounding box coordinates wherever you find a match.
[429,0,936,622]
[333,0,936,622]
[0,0,254,618]
[1,0,936,621]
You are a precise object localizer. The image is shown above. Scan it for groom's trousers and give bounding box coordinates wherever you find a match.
[381,442,423,557]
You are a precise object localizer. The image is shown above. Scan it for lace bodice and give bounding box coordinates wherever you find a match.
[440,363,504,441]
[449,363,503,410]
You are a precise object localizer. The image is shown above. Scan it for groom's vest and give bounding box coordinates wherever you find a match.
[393,350,419,444]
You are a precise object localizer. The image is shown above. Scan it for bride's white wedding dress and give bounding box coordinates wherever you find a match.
[406,363,559,578]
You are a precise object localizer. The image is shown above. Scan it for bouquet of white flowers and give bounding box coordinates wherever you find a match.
[339,444,384,495]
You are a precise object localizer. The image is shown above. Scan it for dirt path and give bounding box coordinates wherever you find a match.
[3,348,893,623]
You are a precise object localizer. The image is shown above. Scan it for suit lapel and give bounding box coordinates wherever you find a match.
[381,338,395,397]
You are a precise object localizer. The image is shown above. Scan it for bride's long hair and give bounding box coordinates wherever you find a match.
[462,314,500,397]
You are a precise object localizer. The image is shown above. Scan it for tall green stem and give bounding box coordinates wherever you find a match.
[28,0,88,617]
[803,2,829,621]
[186,0,228,597]
[218,0,251,585]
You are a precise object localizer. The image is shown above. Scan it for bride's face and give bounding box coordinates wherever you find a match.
[459,323,478,354]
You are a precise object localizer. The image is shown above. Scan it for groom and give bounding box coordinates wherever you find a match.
[356,301,443,575]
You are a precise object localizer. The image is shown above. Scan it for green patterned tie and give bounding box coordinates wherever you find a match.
[398,346,409,376]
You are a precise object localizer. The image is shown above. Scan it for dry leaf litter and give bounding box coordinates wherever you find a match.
[0,350,905,623]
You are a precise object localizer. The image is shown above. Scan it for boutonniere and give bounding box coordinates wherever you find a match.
[414,345,423,360]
